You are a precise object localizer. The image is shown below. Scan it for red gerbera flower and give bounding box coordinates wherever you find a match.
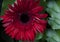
[1,0,48,41]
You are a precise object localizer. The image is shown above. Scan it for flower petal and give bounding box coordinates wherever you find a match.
[9,29,19,38]
[31,6,44,13]
[34,14,48,18]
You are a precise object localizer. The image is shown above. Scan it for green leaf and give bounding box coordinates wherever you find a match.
[1,0,15,15]
[0,18,3,21]
[19,40,22,42]
[56,30,60,37]
[35,33,43,40]
[48,18,60,29]
[56,0,60,7]
[46,37,57,42]
[46,29,60,42]
[46,0,60,29]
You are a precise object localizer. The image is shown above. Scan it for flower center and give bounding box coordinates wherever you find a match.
[20,13,30,23]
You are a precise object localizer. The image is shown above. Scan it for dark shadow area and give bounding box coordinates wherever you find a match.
[0,20,7,42]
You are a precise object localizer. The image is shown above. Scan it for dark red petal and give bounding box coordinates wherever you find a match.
[39,20,47,25]
[17,0,21,6]
[8,4,17,12]
[35,0,40,4]
[3,16,10,21]
[2,15,12,23]
[9,29,19,38]
[3,22,11,27]
[25,32,29,40]
[20,31,24,40]
[1,15,7,19]
[23,0,30,11]
[14,3,18,8]
[28,0,33,9]
[34,17,47,25]
[25,31,34,40]
[33,0,40,6]
[4,24,12,31]
[29,0,40,10]
[5,10,14,15]
[16,32,21,40]
[16,31,25,40]
[21,32,25,40]
[3,19,12,23]
[5,25,15,34]
[34,14,48,18]
[17,0,25,12]
[30,6,44,13]
[39,14,48,18]
[14,3,18,11]
[32,25,37,33]
[34,22,45,33]
[8,4,14,11]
